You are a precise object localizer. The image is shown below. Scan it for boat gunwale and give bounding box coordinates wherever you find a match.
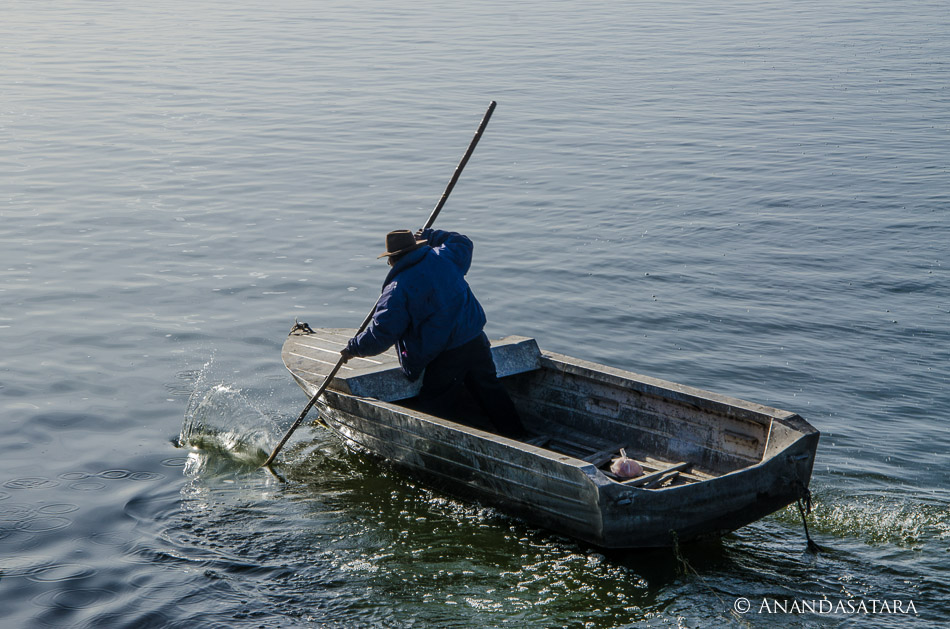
[537,350,806,429]
[282,328,810,432]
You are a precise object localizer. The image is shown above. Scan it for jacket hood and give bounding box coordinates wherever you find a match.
[382,246,430,288]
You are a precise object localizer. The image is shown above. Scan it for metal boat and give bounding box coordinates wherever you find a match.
[282,326,819,548]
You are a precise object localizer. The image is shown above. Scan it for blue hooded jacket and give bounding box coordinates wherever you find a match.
[345,229,487,381]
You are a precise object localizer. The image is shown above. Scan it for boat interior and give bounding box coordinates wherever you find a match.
[396,354,776,490]
[507,355,776,488]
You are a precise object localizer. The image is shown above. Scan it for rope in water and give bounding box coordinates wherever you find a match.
[795,483,821,553]
[670,530,753,627]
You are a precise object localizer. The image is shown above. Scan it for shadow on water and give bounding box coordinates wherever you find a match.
[281,442,735,576]
[607,537,732,583]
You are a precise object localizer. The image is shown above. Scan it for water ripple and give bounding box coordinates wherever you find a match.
[31,587,118,611]
[26,563,97,583]
[2,0,949,626]
[4,477,60,490]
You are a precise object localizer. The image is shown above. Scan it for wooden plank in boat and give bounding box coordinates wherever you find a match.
[592,455,698,488]
[581,444,628,468]
[641,455,714,481]
[622,462,692,487]
[643,471,680,489]
[524,425,712,487]
[283,327,396,380]
[524,435,552,448]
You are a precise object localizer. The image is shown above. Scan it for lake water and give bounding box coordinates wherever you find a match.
[2,0,948,626]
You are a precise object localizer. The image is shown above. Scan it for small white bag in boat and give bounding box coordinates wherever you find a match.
[610,449,643,479]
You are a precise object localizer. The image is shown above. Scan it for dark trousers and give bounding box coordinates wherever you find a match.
[418,332,528,439]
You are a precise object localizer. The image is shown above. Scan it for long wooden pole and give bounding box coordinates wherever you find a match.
[263,101,497,468]
[422,100,496,231]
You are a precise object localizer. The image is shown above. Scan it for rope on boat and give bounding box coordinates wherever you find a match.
[290,319,314,335]
[795,481,821,553]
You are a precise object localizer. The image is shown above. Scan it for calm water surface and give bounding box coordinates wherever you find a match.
[2,1,948,627]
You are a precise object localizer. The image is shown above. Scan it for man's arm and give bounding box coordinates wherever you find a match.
[344,282,410,358]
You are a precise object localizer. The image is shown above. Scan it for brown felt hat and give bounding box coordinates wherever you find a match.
[377,229,427,259]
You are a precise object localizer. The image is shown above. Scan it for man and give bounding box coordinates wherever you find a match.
[340,228,528,439]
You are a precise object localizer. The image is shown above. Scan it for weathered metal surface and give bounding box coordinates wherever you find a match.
[283,328,541,402]
[505,352,794,475]
[281,327,820,548]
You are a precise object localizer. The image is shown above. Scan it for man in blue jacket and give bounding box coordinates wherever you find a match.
[340,228,528,439]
